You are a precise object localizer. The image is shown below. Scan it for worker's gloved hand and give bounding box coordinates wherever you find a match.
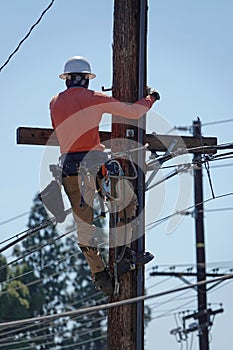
[146,86,160,101]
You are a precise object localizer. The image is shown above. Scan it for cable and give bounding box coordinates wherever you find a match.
[147,275,197,312]
[168,118,233,133]
[0,298,107,345]
[211,162,233,169]
[1,275,231,348]
[0,207,72,254]
[149,154,233,172]
[0,226,76,271]
[202,118,233,127]
[0,322,107,349]
[147,276,173,291]
[0,307,107,349]
[146,192,233,230]
[0,273,232,328]
[205,207,233,212]
[0,248,82,287]
[0,304,106,346]
[0,0,55,73]
[0,211,31,227]
[66,334,106,349]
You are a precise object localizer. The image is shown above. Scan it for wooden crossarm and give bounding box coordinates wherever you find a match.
[16,126,218,153]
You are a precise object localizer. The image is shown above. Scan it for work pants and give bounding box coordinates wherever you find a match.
[62,174,138,273]
[62,174,105,274]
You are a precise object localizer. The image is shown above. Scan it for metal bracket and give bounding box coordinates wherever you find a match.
[145,138,178,190]
[126,129,135,138]
[101,85,113,92]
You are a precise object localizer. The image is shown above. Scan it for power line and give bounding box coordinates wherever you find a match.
[211,162,233,169]
[0,322,106,349]
[150,155,233,173]
[0,273,232,328]
[0,144,231,248]
[0,208,72,253]
[0,211,31,227]
[168,118,233,134]
[146,192,233,230]
[0,226,76,270]
[202,118,233,127]
[0,296,106,341]
[0,248,81,286]
[205,207,233,212]
[0,0,55,73]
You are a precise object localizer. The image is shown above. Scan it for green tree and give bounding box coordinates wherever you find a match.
[0,255,30,321]
[0,254,35,349]
[10,193,107,349]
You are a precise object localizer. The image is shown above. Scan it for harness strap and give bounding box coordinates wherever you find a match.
[79,246,98,252]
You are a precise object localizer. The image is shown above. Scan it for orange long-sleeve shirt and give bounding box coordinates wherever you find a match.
[50,87,156,154]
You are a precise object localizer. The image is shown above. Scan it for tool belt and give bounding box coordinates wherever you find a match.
[60,150,108,177]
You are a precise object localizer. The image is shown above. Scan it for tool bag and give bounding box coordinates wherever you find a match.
[38,180,66,223]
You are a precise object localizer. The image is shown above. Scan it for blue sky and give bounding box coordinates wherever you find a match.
[0,1,233,349]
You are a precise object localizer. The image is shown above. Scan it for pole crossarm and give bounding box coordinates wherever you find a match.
[16,127,218,154]
[150,270,229,278]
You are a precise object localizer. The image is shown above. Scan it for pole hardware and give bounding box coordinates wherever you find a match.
[101,85,113,92]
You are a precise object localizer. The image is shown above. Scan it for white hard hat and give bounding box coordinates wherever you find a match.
[59,56,96,80]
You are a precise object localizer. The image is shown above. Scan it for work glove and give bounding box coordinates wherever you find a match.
[146,86,160,101]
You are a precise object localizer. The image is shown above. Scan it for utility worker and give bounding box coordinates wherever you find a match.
[49,56,160,296]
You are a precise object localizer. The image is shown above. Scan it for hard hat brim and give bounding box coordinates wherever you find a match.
[59,72,96,80]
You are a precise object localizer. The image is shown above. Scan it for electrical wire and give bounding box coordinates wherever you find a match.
[0,136,231,344]
[0,310,107,349]
[0,297,107,343]
[205,207,233,212]
[146,191,233,230]
[0,297,106,341]
[0,248,81,286]
[0,273,232,328]
[0,226,76,270]
[146,266,233,316]
[0,322,107,349]
[211,162,233,169]
[0,216,56,249]
[0,211,31,227]
[202,118,233,127]
[168,118,233,133]
[0,0,55,73]
[0,141,232,251]
[149,150,233,172]
[147,276,197,312]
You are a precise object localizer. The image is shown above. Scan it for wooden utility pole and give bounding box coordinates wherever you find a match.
[107,1,147,349]
[193,118,209,350]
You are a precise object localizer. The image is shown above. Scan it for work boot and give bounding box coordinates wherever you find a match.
[94,267,114,297]
[117,247,154,275]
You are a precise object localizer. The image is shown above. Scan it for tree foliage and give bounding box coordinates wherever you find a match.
[0,193,107,349]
